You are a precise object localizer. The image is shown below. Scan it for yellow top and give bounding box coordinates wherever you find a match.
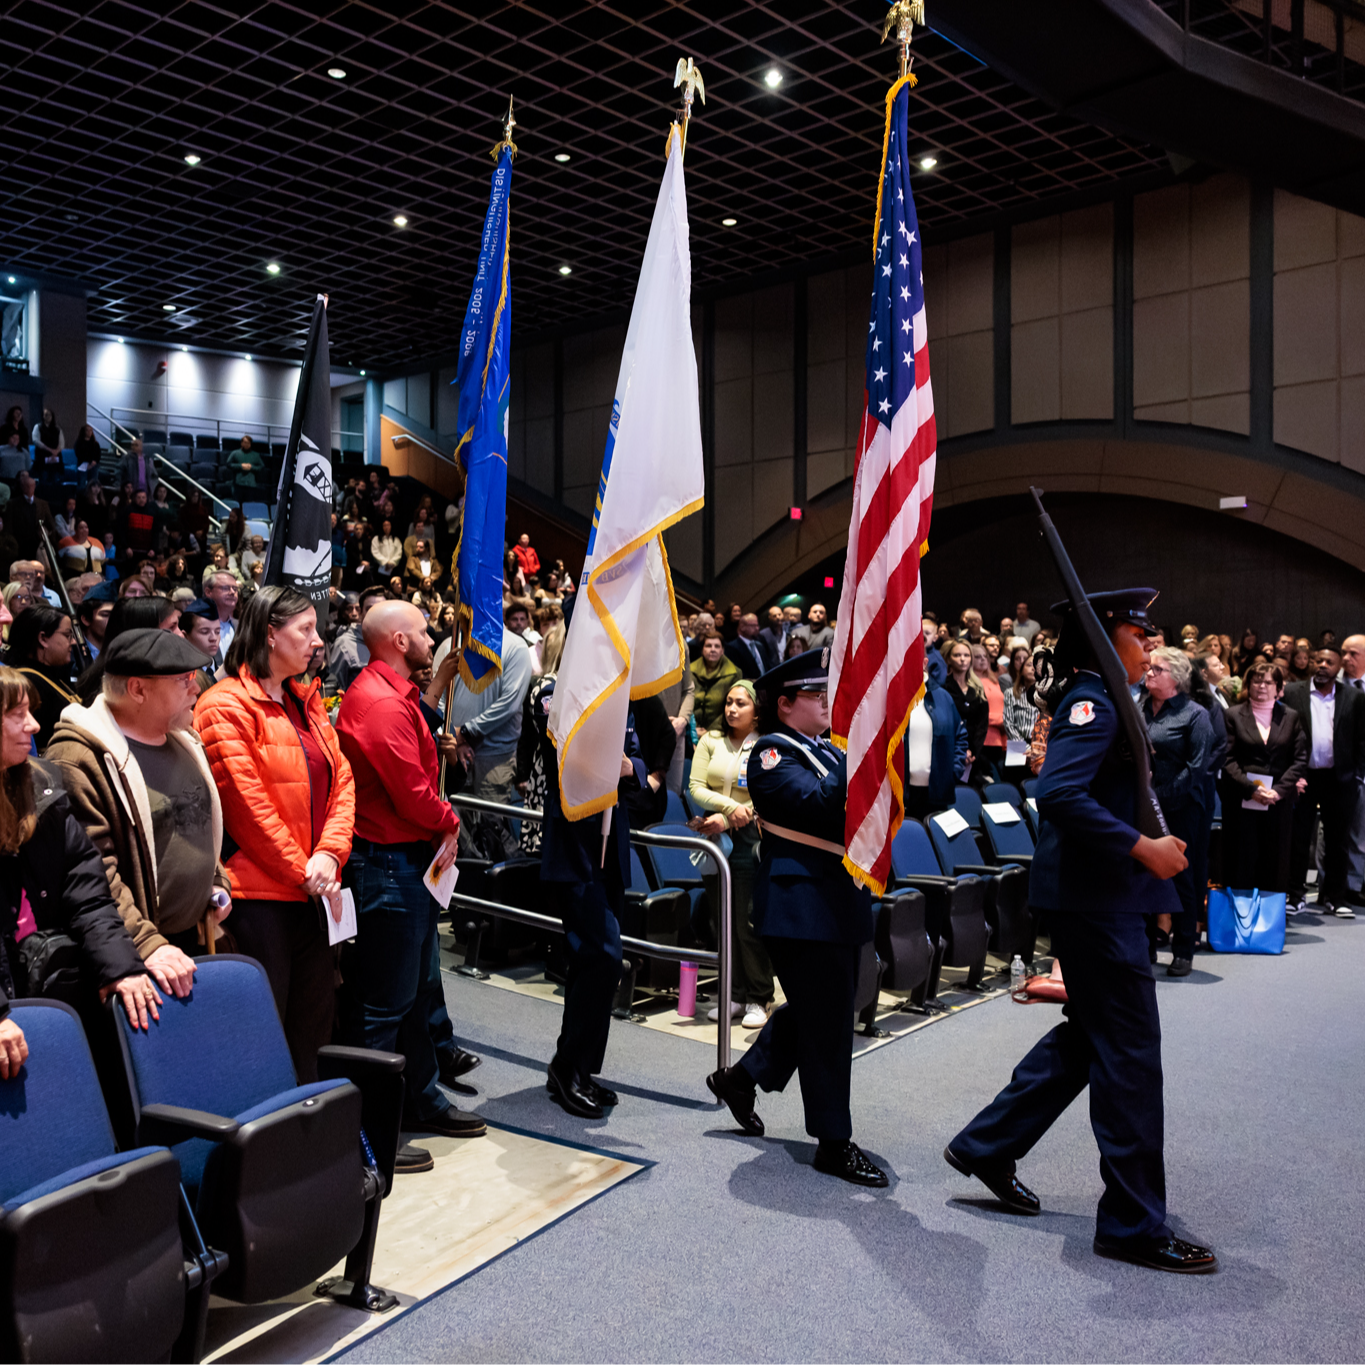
[688,729,758,828]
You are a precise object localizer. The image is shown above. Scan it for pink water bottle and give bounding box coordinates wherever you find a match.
[677,961,698,1017]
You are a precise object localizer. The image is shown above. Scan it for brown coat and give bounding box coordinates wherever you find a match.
[45,696,229,958]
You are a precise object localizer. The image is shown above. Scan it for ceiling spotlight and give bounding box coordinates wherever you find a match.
[919,154,938,170]
[327,66,347,79]
[162,303,176,311]
[244,354,253,361]
[393,215,408,227]
[266,262,281,275]
[183,153,201,166]
[116,337,125,344]
[360,369,367,376]
[558,265,572,276]
[180,345,188,352]
[5,276,14,285]
[554,152,571,163]
[764,68,783,88]
[721,217,738,227]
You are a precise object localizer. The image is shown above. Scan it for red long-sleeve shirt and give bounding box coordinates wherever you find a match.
[335,660,459,845]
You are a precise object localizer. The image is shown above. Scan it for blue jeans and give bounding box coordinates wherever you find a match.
[340,842,445,1122]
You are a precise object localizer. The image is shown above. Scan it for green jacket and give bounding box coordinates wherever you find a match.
[690,655,742,733]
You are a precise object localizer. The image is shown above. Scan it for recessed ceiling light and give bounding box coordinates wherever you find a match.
[266,262,281,275]
[558,265,572,276]
[5,276,14,285]
[721,217,738,227]
[116,337,125,344]
[327,67,347,79]
[183,153,201,166]
[162,303,176,311]
[244,355,253,361]
[181,346,188,352]
[393,215,408,227]
[764,68,783,88]
[919,154,938,170]
[554,152,571,163]
[360,369,366,376]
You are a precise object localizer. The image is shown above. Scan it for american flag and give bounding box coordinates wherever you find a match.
[828,75,937,897]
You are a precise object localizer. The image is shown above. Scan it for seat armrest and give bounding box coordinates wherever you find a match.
[317,1045,406,1083]
[894,873,958,889]
[954,860,1031,876]
[139,1103,240,1145]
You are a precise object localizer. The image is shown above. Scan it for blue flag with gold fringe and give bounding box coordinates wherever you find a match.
[450,145,513,692]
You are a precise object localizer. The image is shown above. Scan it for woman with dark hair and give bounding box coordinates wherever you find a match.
[220,507,247,562]
[32,408,64,476]
[0,663,162,1075]
[1220,659,1307,895]
[194,586,355,1081]
[74,424,102,472]
[688,679,773,1030]
[0,406,29,449]
[158,552,193,595]
[970,641,1007,781]
[7,606,78,749]
[77,596,183,704]
[690,631,742,732]
[1229,627,1259,675]
[1287,638,1314,683]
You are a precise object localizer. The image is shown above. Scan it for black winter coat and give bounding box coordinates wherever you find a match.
[0,760,145,1019]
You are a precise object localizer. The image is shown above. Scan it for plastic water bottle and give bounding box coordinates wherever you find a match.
[678,961,698,1018]
[1010,954,1026,1000]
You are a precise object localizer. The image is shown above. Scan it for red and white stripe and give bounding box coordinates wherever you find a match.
[829,303,937,896]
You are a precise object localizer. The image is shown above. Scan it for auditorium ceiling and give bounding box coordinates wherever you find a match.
[3,1,1168,370]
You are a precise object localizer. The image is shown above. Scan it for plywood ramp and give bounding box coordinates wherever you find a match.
[202,1123,647,1364]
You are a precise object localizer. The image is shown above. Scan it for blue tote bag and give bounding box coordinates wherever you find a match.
[1206,887,1286,955]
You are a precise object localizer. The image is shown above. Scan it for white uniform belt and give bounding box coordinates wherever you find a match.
[760,820,846,858]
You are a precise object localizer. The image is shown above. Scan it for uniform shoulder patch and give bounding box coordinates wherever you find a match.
[1069,700,1096,726]
[759,747,781,770]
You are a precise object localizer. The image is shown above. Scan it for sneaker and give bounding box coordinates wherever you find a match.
[741,1003,769,1029]
[706,1001,744,1023]
[1336,903,1357,919]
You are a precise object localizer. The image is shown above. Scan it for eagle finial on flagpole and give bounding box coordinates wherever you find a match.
[880,0,925,81]
[490,94,518,160]
[670,57,705,157]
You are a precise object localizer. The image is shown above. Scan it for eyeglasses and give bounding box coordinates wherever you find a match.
[1147,664,1171,676]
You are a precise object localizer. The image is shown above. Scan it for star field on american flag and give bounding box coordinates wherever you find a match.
[867,109,923,428]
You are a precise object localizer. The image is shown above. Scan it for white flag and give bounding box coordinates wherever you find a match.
[549,126,704,820]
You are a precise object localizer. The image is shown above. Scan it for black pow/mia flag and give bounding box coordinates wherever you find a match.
[263,293,333,628]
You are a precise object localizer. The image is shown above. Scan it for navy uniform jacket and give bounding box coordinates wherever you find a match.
[747,722,873,946]
[1032,672,1178,917]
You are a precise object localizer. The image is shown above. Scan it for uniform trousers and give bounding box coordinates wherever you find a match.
[950,911,1171,1244]
[553,878,624,1081]
[739,937,859,1142]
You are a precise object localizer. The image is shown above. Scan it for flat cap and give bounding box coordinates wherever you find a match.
[103,627,213,677]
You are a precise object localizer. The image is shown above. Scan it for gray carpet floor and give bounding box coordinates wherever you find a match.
[337,908,1365,1363]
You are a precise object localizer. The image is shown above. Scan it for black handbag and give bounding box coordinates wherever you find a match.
[16,928,83,1006]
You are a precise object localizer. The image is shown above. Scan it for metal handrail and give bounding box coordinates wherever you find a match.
[107,405,362,453]
[450,792,734,1072]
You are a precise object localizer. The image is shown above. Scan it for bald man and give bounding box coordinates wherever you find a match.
[336,600,486,1168]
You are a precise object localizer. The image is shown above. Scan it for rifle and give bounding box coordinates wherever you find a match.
[1029,487,1168,840]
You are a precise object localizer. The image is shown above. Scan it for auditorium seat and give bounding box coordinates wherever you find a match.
[852,939,887,1036]
[195,434,220,452]
[113,955,402,1311]
[890,818,989,993]
[622,848,689,990]
[874,887,934,1006]
[480,858,549,963]
[926,811,1020,973]
[1022,795,1041,839]
[166,444,193,469]
[170,429,196,449]
[0,999,225,1364]
[986,782,1023,808]
[973,804,1037,961]
[950,784,983,828]
[663,788,690,824]
[242,500,271,520]
[190,460,217,484]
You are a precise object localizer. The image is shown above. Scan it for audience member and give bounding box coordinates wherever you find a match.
[688,680,773,1029]
[691,632,742,733]
[56,519,104,577]
[1143,648,1216,974]
[229,435,264,496]
[117,489,157,567]
[53,496,79,542]
[117,438,158,499]
[1285,646,1365,915]
[47,629,229,1000]
[0,434,29,482]
[0,406,30,448]
[970,642,1007,780]
[76,596,185,704]
[1009,601,1041,647]
[179,600,222,693]
[941,639,987,781]
[1221,659,1307,896]
[0,663,162,1049]
[239,534,267,579]
[902,676,969,819]
[515,622,567,853]
[202,569,240,665]
[796,602,834,652]
[196,586,355,1082]
[372,519,402,579]
[329,584,387,692]
[8,472,57,561]
[73,423,102,472]
[725,612,777,681]
[922,616,947,688]
[687,611,716,662]
[7,606,78,748]
[512,532,540,578]
[335,600,485,1150]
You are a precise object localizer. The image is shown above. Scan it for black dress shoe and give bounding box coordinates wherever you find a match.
[813,1140,889,1188]
[547,1060,604,1119]
[706,1066,764,1137]
[944,1145,1041,1214]
[582,1078,618,1108]
[439,1047,482,1084]
[1166,957,1193,977]
[1094,1234,1218,1274]
[407,1103,487,1138]
[393,1141,434,1173]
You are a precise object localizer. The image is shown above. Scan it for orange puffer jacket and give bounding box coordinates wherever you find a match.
[195,671,355,902]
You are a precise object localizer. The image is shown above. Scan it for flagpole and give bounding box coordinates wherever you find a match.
[672,58,705,157]
[881,0,925,79]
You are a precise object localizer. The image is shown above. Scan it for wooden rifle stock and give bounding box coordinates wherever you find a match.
[1029,487,1168,840]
